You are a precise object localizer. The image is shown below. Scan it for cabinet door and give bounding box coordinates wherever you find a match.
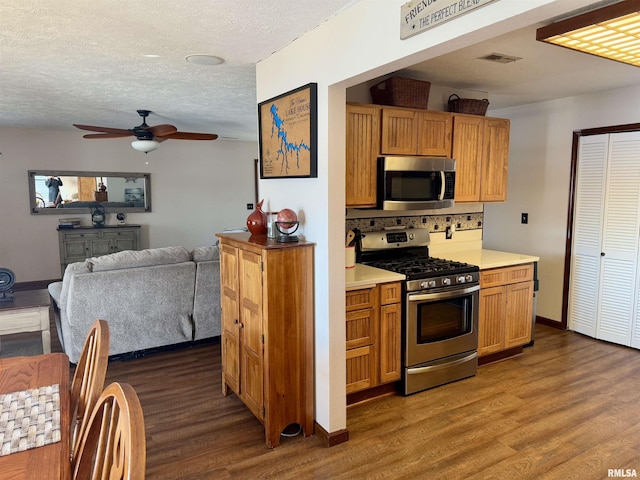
[379,302,401,383]
[452,114,483,202]
[104,229,138,253]
[239,249,264,419]
[380,108,418,155]
[346,104,380,208]
[505,282,534,348]
[346,346,376,393]
[480,117,510,202]
[416,111,452,156]
[478,286,506,356]
[220,244,241,395]
[88,239,112,256]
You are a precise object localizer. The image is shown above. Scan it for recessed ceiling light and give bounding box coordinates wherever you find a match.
[186,54,224,66]
[144,54,161,58]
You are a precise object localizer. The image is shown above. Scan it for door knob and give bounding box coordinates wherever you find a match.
[601,252,605,256]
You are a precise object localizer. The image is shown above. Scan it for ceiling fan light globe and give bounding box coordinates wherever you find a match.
[131,139,159,153]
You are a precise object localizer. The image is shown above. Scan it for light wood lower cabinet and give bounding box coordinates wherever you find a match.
[217,233,314,448]
[478,263,534,357]
[346,282,402,393]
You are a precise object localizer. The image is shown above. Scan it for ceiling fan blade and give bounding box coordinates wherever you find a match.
[148,124,178,136]
[83,133,133,139]
[158,131,218,140]
[73,124,133,136]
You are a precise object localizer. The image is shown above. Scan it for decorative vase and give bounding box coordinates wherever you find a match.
[246,199,268,235]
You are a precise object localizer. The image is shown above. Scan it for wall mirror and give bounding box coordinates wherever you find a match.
[29,170,151,214]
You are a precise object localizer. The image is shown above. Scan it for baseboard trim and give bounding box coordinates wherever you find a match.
[314,422,349,447]
[478,346,523,366]
[347,383,398,406]
[14,279,60,292]
[536,316,565,329]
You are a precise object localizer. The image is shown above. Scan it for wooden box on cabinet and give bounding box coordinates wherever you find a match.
[217,232,314,448]
[345,282,402,394]
[57,225,140,277]
[478,263,534,357]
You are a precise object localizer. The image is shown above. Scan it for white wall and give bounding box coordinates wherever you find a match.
[484,83,640,323]
[0,126,257,281]
[256,0,592,436]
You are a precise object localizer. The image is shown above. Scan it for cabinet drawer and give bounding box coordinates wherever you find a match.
[346,287,377,312]
[481,263,533,288]
[61,231,100,240]
[346,308,376,350]
[102,229,136,239]
[379,282,402,305]
[346,345,375,393]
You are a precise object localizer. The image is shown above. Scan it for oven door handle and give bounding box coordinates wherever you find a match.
[439,171,445,200]
[408,284,479,302]
[407,352,478,375]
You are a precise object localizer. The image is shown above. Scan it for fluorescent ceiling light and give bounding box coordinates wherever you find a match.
[131,140,160,153]
[536,0,640,67]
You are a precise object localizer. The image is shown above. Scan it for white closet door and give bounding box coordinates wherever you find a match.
[568,134,608,337]
[597,132,640,346]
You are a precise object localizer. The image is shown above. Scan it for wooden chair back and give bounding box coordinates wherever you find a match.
[72,382,146,480]
[70,319,110,465]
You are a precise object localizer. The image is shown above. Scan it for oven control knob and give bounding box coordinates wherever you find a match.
[421,280,436,289]
[465,275,474,282]
[457,275,466,283]
[442,278,451,286]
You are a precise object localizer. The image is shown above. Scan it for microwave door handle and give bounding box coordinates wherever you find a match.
[439,171,445,200]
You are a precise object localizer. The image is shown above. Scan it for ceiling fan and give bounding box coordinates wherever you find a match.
[73,110,218,153]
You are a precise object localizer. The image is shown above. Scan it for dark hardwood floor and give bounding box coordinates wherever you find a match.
[88,324,640,479]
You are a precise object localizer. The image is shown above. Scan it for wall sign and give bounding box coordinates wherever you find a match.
[258,83,318,179]
[401,0,497,40]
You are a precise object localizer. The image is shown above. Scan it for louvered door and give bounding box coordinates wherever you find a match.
[596,132,640,346]
[568,134,608,337]
[569,131,640,348]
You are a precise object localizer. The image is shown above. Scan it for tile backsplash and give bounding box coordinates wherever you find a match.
[346,212,483,234]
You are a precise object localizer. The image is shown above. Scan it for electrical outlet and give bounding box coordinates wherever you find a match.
[246,203,253,210]
[521,212,529,224]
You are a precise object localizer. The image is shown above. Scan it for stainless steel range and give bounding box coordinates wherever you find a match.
[358,228,480,395]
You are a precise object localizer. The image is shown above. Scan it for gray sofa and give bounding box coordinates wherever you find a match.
[48,245,220,363]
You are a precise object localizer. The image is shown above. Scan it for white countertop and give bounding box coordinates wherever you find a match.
[346,264,405,290]
[441,249,539,270]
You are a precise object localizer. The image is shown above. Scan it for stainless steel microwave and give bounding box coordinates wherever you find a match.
[377,156,456,211]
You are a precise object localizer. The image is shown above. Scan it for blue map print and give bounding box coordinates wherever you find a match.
[269,103,310,175]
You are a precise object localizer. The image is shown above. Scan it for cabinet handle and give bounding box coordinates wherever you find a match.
[601,252,605,257]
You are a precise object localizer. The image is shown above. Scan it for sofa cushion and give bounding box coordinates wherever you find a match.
[192,245,219,263]
[87,246,190,272]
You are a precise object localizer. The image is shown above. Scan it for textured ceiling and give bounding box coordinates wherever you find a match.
[2,1,639,144]
[0,0,358,141]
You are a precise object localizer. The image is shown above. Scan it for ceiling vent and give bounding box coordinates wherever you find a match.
[478,53,523,63]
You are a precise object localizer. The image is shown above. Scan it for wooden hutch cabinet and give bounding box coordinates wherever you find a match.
[216,232,314,448]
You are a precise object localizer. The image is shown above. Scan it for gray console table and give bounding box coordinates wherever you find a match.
[57,225,141,277]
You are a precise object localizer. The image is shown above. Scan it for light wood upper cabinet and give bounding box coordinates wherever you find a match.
[346,103,381,208]
[452,115,483,202]
[481,117,510,202]
[452,114,510,203]
[381,107,452,157]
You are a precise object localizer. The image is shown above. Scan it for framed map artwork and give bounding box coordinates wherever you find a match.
[258,83,318,178]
